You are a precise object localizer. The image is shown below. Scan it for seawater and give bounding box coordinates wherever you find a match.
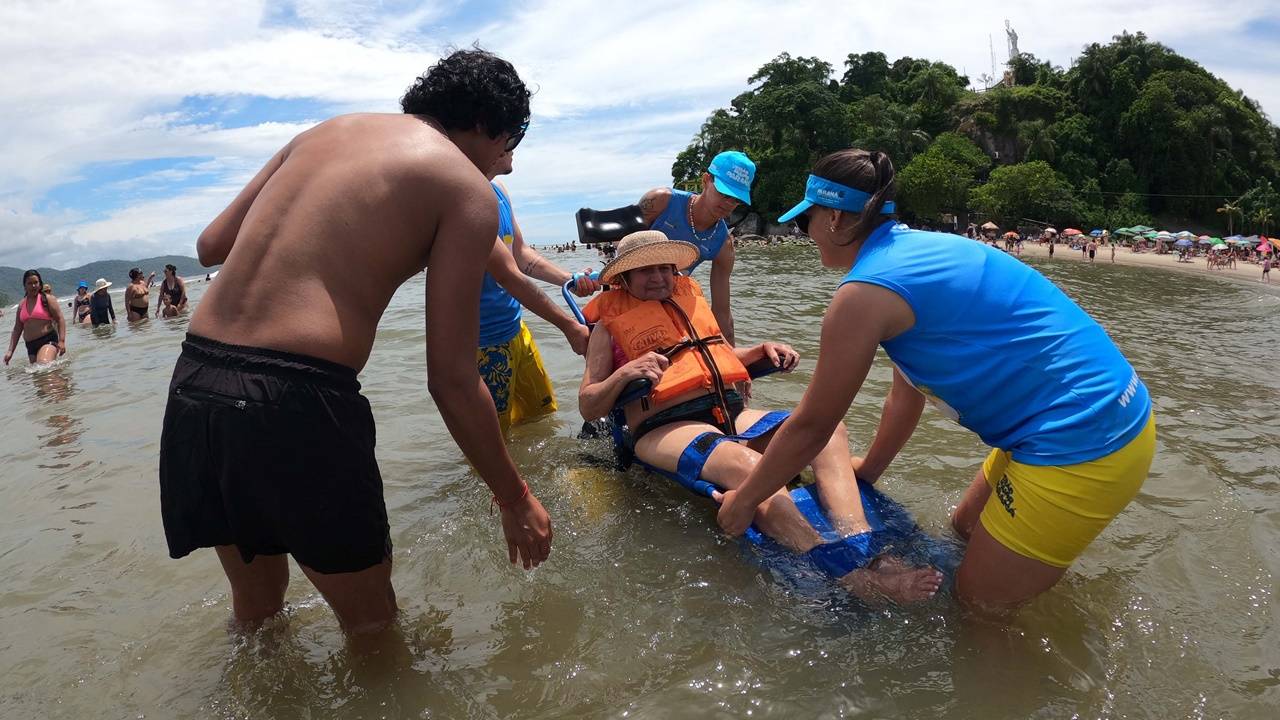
[1,247,1277,719]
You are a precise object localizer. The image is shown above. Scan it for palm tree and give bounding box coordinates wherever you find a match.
[1255,207,1274,236]
[1217,200,1241,235]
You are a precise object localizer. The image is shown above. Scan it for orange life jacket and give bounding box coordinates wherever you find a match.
[583,276,749,406]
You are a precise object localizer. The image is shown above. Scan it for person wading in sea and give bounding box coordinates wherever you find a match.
[125,268,154,321]
[5,270,67,365]
[717,149,1155,617]
[157,264,188,317]
[475,147,598,432]
[158,49,551,637]
[638,151,755,344]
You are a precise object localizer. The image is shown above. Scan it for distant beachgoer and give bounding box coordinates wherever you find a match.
[477,149,597,431]
[89,278,116,326]
[125,268,154,321]
[1110,242,1116,263]
[158,49,548,637]
[1048,240,1055,257]
[157,264,188,317]
[72,281,92,324]
[716,149,1155,617]
[1087,240,1097,262]
[639,150,756,344]
[1264,257,1272,283]
[5,270,67,365]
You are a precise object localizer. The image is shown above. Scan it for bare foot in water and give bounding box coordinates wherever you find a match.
[839,556,943,604]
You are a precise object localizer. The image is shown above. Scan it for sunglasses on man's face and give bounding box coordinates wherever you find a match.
[505,121,529,151]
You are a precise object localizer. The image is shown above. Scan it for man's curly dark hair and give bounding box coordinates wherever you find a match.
[401,48,530,139]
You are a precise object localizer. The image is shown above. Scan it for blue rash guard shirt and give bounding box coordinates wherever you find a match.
[649,189,729,274]
[842,221,1151,466]
[477,183,523,347]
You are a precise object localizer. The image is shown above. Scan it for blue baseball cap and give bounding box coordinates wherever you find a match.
[778,174,896,223]
[707,150,755,205]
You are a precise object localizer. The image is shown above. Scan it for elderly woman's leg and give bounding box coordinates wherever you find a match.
[634,415,824,553]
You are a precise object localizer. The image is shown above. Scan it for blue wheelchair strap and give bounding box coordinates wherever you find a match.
[673,411,790,486]
[807,532,883,577]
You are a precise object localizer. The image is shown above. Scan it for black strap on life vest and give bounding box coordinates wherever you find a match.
[657,298,737,436]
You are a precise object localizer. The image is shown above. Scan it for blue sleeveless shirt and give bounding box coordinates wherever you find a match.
[477,183,523,347]
[649,189,729,274]
[842,221,1151,466]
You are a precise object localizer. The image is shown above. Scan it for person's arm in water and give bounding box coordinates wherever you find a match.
[3,311,22,365]
[486,238,590,356]
[578,323,669,420]
[426,183,551,570]
[48,295,67,355]
[107,296,116,324]
[497,181,598,297]
[716,282,915,536]
[709,240,736,344]
[852,368,926,483]
[196,143,290,266]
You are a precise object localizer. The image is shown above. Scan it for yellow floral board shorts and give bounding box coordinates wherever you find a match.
[477,322,557,432]
[980,411,1156,568]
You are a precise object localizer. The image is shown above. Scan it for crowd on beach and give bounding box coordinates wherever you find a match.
[8,50,1160,649]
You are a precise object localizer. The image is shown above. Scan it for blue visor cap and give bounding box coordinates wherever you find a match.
[707,150,755,205]
[778,174,896,222]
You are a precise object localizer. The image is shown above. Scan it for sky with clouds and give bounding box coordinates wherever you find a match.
[3,0,1278,269]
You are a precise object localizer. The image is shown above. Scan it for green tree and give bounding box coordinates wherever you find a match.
[1255,207,1274,236]
[968,161,1076,225]
[897,153,974,220]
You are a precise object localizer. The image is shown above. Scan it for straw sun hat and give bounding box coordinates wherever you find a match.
[599,231,699,284]
[93,278,112,291]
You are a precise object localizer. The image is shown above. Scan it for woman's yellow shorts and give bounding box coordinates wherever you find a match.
[980,412,1156,568]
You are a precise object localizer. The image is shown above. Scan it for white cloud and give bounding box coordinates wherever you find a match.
[0,0,1276,267]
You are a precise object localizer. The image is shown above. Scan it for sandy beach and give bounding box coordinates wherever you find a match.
[1014,241,1275,288]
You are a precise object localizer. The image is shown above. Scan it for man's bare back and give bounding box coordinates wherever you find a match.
[192,113,498,371]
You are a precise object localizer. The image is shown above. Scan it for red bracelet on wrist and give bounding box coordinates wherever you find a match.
[490,482,530,513]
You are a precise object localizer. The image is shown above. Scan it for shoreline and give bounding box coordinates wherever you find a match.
[1014,241,1278,291]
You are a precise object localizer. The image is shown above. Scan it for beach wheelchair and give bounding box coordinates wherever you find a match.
[564,210,956,583]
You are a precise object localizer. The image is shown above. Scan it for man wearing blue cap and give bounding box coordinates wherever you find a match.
[637,150,755,343]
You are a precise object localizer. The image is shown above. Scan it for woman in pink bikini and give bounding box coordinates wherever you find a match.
[5,270,68,365]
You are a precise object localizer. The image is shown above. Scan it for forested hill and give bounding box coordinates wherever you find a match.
[675,32,1280,234]
[0,256,214,305]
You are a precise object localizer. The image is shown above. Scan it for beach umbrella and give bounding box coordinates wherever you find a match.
[1129,225,1154,233]
[1258,242,1273,254]
[1090,229,1103,236]
[1114,227,1136,236]
[981,221,999,231]
[1155,230,1173,239]
[1174,238,1193,248]
[1044,227,1057,234]
[1197,237,1214,244]
[1176,230,1196,239]
[1063,228,1082,236]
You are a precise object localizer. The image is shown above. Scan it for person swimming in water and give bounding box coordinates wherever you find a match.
[157,264,188,317]
[578,231,943,603]
[125,268,154,321]
[5,270,67,365]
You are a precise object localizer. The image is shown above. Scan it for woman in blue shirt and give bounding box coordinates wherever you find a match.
[716,149,1156,614]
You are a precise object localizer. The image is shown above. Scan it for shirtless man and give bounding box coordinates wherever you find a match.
[158,49,550,637]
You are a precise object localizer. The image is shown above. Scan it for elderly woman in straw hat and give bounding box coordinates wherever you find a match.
[578,230,942,603]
